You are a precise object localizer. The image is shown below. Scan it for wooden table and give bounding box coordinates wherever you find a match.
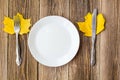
[0,0,120,80]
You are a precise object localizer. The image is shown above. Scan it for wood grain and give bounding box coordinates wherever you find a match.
[118,1,120,79]
[51,0,69,80]
[0,0,8,80]
[99,0,118,80]
[7,0,39,80]
[26,0,39,80]
[90,0,101,80]
[0,0,120,80]
[69,0,91,80]
[39,0,56,80]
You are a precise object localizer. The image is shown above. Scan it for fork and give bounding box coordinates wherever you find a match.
[14,18,21,66]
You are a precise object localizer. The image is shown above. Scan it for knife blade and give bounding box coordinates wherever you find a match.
[91,9,97,66]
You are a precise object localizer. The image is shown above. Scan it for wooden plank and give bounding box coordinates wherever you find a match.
[7,0,39,80]
[13,1,30,80]
[7,0,18,80]
[26,0,40,80]
[50,0,69,80]
[69,0,91,80]
[39,0,56,80]
[112,1,118,80]
[90,0,101,80]
[39,0,70,80]
[0,0,8,80]
[99,0,118,80]
[118,1,120,79]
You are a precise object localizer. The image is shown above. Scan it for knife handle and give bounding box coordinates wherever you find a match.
[91,44,96,66]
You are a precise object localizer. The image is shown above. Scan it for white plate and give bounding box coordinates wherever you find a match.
[28,16,80,67]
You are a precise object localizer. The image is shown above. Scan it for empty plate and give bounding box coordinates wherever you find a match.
[28,16,80,67]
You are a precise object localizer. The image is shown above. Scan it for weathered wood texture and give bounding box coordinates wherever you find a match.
[0,0,120,80]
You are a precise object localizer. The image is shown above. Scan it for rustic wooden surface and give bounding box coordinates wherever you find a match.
[0,0,120,80]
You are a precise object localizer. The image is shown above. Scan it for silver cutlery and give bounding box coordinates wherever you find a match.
[14,17,21,66]
[91,9,97,66]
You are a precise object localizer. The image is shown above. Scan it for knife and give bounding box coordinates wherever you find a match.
[91,9,97,66]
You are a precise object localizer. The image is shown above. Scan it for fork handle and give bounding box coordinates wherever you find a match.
[16,33,21,66]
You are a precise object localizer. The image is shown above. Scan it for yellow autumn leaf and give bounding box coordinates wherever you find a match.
[3,17,15,34]
[3,13,31,35]
[77,13,105,37]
